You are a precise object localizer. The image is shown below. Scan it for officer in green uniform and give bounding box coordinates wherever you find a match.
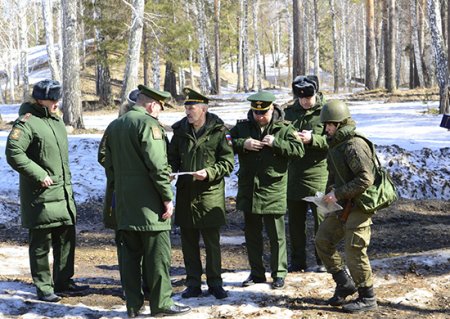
[284,75,328,272]
[230,91,305,289]
[5,80,88,302]
[98,87,150,300]
[101,85,191,318]
[168,88,234,300]
[315,100,378,313]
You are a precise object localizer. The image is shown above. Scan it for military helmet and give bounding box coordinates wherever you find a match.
[320,99,351,123]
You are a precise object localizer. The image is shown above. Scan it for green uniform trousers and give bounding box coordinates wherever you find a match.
[117,230,174,313]
[181,227,223,288]
[315,208,374,287]
[287,199,324,268]
[244,212,288,279]
[29,225,75,297]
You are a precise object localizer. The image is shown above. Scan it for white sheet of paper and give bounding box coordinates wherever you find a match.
[303,192,343,213]
[170,172,195,177]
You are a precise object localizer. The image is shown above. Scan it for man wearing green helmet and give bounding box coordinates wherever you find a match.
[315,100,378,313]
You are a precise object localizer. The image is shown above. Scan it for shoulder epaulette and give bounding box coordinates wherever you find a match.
[283,120,292,124]
[19,113,32,123]
[237,119,249,123]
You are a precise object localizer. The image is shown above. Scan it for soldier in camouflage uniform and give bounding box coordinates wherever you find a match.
[100,85,190,318]
[230,91,305,290]
[315,100,378,313]
[5,80,88,303]
[284,75,328,273]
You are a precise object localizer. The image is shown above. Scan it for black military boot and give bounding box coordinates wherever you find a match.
[327,269,357,306]
[342,286,377,313]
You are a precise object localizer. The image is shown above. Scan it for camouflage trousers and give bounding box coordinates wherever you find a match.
[315,207,374,287]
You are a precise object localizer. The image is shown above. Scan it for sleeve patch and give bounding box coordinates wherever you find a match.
[225,133,233,146]
[151,126,162,140]
[9,128,22,140]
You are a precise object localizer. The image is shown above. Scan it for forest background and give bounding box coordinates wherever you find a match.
[1,0,450,128]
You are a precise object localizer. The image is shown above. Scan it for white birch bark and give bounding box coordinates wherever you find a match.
[252,0,262,91]
[411,0,424,86]
[194,0,212,93]
[41,0,61,81]
[236,0,243,91]
[284,0,293,81]
[312,0,320,77]
[55,1,64,80]
[62,0,84,129]
[242,0,249,92]
[303,0,310,73]
[329,0,339,92]
[120,0,145,104]
[18,1,29,100]
[426,0,448,113]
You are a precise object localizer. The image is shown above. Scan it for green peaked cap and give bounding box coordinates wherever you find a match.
[138,84,172,109]
[247,91,276,110]
[183,87,209,105]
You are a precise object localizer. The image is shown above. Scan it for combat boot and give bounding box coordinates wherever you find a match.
[342,286,378,313]
[327,269,357,306]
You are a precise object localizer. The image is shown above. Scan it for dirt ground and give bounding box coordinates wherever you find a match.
[1,198,449,318]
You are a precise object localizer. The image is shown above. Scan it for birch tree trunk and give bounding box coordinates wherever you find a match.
[143,23,149,86]
[284,0,293,81]
[152,46,161,89]
[19,2,29,100]
[42,0,61,82]
[8,11,16,102]
[214,0,221,94]
[329,0,339,92]
[55,2,64,80]
[62,0,84,129]
[120,0,144,104]
[194,0,211,93]
[411,0,425,87]
[253,0,262,91]
[377,0,385,88]
[427,0,448,113]
[303,0,310,74]
[312,0,320,77]
[293,0,301,77]
[92,0,112,105]
[242,0,249,92]
[385,0,396,91]
[32,1,40,46]
[395,0,403,87]
[236,1,243,92]
[365,0,377,89]
[79,0,86,70]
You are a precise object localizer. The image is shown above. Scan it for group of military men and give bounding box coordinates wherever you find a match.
[6,76,379,317]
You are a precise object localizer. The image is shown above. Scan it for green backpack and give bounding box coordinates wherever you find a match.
[331,134,398,214]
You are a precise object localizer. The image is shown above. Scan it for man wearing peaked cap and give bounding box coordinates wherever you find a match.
[284,75,328,274]
[230,91,305,290]
[99,84,191,317]
[168,87,234,300]
[138,84,172,110]
[183,87,209,105]
[247,91,276,112]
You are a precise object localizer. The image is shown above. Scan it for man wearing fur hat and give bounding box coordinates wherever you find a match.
[284,75,328,273]
[5,79,88,303]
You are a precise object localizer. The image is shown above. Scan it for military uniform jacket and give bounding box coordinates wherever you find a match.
[230,106,305,215]
[284,93,328,199]
[5,102,76,229]
[168,112,234,228]
[326,123,376,205]
[101,106,173,231]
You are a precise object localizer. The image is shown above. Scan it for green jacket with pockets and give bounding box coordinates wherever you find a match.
[230,106,305,214]
[168,112,234,228]
[5,102,76,229]
[101,106,173,231]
